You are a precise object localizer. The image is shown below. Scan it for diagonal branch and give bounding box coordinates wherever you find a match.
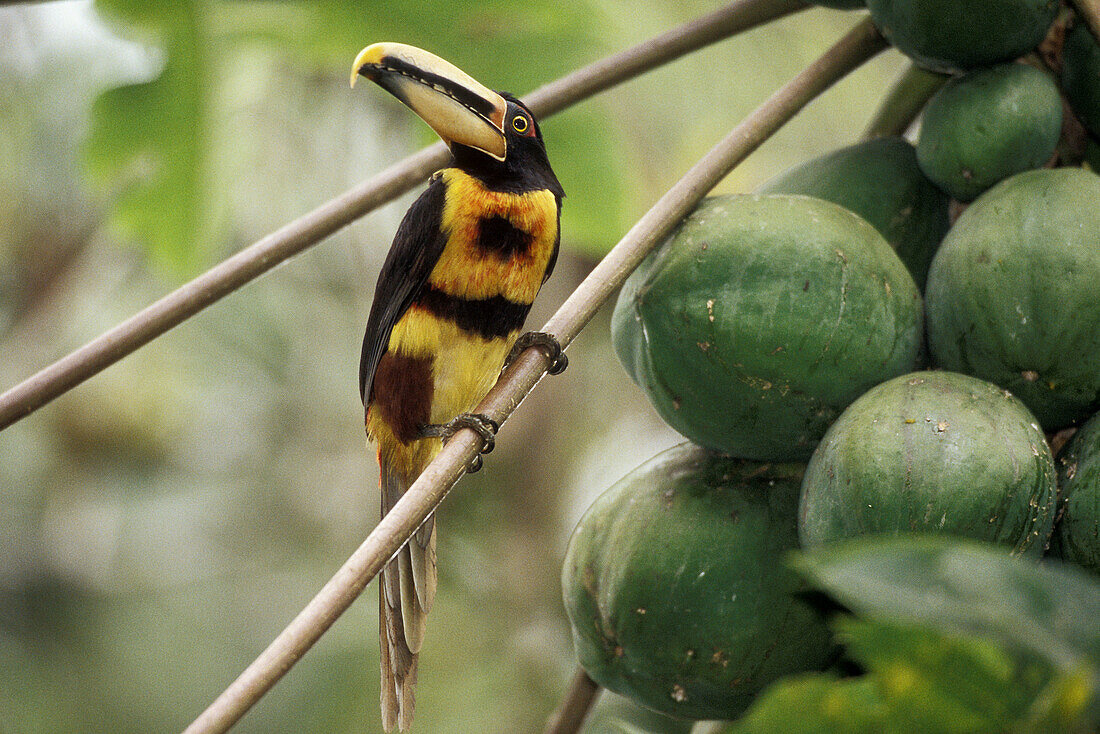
[181,18,887,734]
[523,0,808,116]
[0,0,808,432]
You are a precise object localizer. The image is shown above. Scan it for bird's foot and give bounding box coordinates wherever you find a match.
[504,331,568,376]
[420,413,499,473]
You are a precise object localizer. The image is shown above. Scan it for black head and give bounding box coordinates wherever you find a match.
[352,44,562,198]
[451,94,563,198]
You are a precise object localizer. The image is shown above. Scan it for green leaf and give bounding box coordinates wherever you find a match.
[719,619,1095,734]
[715,673,891,734]
[86,0,213,273]
[714,538,1100,734]
[791,536,1100,677]
[1021,670,1100,734]
[837,618,1054,731]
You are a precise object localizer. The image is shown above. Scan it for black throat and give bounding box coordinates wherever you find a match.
[450,142,564,199]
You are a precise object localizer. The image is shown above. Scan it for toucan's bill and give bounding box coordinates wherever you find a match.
[351,42,508,161]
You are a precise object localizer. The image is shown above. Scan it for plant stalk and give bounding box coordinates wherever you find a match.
[544,668,601,734]
[862,62,948,139]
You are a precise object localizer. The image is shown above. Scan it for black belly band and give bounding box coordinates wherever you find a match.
[415,286,530,340]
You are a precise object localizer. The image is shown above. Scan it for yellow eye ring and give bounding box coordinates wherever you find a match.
[512,115,528,133]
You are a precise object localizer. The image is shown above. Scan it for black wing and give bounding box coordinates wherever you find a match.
[359,175,448,404]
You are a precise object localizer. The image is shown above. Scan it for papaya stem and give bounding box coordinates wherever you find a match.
[543,668,601,734]
[862,62,949,139]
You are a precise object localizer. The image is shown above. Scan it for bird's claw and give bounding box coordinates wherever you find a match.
[421,413,499,473]
[504,331,568,376]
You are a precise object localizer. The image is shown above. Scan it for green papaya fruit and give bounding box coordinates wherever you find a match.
[799,371,1056,554]
[866,0,1059,72]
[1062,21,1100,139]
[916,63,1062,201]
[612,194,922,462]
[1053,411,1100,573]
[925,168,1100,428]
[562,443,835,720]
[758,137,949,287]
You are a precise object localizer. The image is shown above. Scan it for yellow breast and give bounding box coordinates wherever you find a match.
[380,167,560,432]
[428,168,559,303]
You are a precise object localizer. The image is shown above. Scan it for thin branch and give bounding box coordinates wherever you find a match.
[544,668,601,734]
[0,0,808,432]
[861,62,947,139]
[1070,0,1100,44]
[523,0,808,117]
[182,18,887,734]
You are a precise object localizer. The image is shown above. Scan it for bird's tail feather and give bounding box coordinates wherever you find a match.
[379,459,437,732]
[410,516,437,613]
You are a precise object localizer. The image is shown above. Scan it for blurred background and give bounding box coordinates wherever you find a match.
[0,1,908,732]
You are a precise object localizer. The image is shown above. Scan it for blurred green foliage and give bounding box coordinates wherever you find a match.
[76,0,910,273]
[720,539,1100,734]
[0,1,910,732]
[722,623,1094,734]
[794,537,1100,674]
[84,0,631,271]
[87,0,211,270]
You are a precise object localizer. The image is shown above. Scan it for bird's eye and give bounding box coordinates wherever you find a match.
[512,115,528,133]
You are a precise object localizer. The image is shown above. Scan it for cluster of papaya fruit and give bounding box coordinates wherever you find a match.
[562,0,1100,723]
